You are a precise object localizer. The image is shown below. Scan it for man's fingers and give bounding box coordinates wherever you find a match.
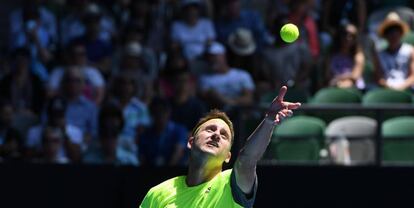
[275,86,288,102]
[283,102,301,110]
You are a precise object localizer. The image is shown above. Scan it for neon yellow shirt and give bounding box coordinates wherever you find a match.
[140,169,253,208]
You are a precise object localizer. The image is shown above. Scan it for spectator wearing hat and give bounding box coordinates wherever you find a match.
[117,41,155,104]
[26,96,83,163]
[171,0,216,61]
[226,28,258,76]
[47,42,106,105]
[199,42,255,109]
[373,12,414,91]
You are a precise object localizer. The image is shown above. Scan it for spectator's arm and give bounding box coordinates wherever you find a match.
[168,144,185,166]
[351,50,365,81]
[234,86,300,194]
[231,89,254,106]
[372,50,387,87]
[398,51,414,90]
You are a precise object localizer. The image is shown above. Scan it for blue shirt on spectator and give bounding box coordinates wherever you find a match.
[139,121,188,166]
[66,95,98,138]
[71,36,113,64]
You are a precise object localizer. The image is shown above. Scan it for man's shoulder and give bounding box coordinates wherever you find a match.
[150,175,185,192]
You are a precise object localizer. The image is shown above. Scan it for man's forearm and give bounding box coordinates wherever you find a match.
[237,117,275,166]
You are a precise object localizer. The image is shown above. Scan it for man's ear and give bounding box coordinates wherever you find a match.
[224,151,231,163]
[187,136,194,149]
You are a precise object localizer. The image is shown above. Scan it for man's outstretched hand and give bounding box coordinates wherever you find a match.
[266,86,301,125]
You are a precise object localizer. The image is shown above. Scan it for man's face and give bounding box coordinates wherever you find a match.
[188,119,232,163]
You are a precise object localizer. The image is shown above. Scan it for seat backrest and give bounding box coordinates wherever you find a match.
[325,116,377,164]
[362,89,413,105]
[310,87,362,104]
[274,115,326,138]
[382,116,414,138]
[325,116,377,138]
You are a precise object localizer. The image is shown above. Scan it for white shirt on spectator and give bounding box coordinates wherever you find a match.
[26,124,85,157]
[171,18,216,60]
[200,68,255,99]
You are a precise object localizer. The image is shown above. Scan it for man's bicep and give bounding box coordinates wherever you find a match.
[230,169,257,208]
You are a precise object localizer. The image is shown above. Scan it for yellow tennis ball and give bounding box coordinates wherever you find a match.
[280,23,299,43]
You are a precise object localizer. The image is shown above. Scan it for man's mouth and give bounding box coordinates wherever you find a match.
[207,141,219,148]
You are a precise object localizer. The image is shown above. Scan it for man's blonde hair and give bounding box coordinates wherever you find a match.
[191,109,234,144]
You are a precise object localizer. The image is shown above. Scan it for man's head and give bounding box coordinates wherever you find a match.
[61,66,85,98]
[188,109,234,164]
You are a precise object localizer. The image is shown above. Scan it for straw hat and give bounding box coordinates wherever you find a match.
[228,28,256,56]
[377,12,409,37]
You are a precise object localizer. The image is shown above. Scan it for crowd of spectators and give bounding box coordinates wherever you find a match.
[1,0,414,166]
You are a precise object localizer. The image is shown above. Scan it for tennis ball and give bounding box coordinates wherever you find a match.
[280,23,299,43]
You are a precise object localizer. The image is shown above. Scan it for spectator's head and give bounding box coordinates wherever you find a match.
[122,24,146,44]
[378,12,409,48]
[68,42,88,66]
[188,109,234,164]
[149,97,171,130]
[332,23,359,54]
[111,72,139,101]
[0,99,13,129]
[61,66,85,99]
[46,97,67,128]
[41,126,65,161]
[12,47,31,74]
[121,41,143,70]
[228,28,256,56]
[98,103,124,156]
[181,0,202,25]
[206,42,228,73]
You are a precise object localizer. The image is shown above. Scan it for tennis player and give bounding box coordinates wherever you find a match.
[140,86,301,207]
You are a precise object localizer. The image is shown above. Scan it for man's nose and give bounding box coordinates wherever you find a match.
[211,131,220,141]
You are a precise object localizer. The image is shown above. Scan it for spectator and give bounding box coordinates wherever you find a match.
[374,12,414,91]
[324,23,365,89]
[138,98,188,167]
[59,66,98,142]
[0,48,45,114]
[0,100,23,162]
[48,42,106,105]
[259,15,312,93]
[26,97,83,163]
[36,127,70,164]
[288,0,320,58]
[84,103,139,166]
[226,28,257,75]
[70,4,114,78]
[117,41,155,104]
[171,0,216,61]
[215,0,270,49]
[108,72,151,155]
[199,42,254,109]
[169,69,207,131]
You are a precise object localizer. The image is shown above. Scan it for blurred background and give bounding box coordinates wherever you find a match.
[1,0,414,207]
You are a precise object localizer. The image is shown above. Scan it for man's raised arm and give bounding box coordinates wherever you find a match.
[234,86,301,194]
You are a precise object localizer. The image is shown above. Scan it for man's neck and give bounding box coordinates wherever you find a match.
[186,156,223,187]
